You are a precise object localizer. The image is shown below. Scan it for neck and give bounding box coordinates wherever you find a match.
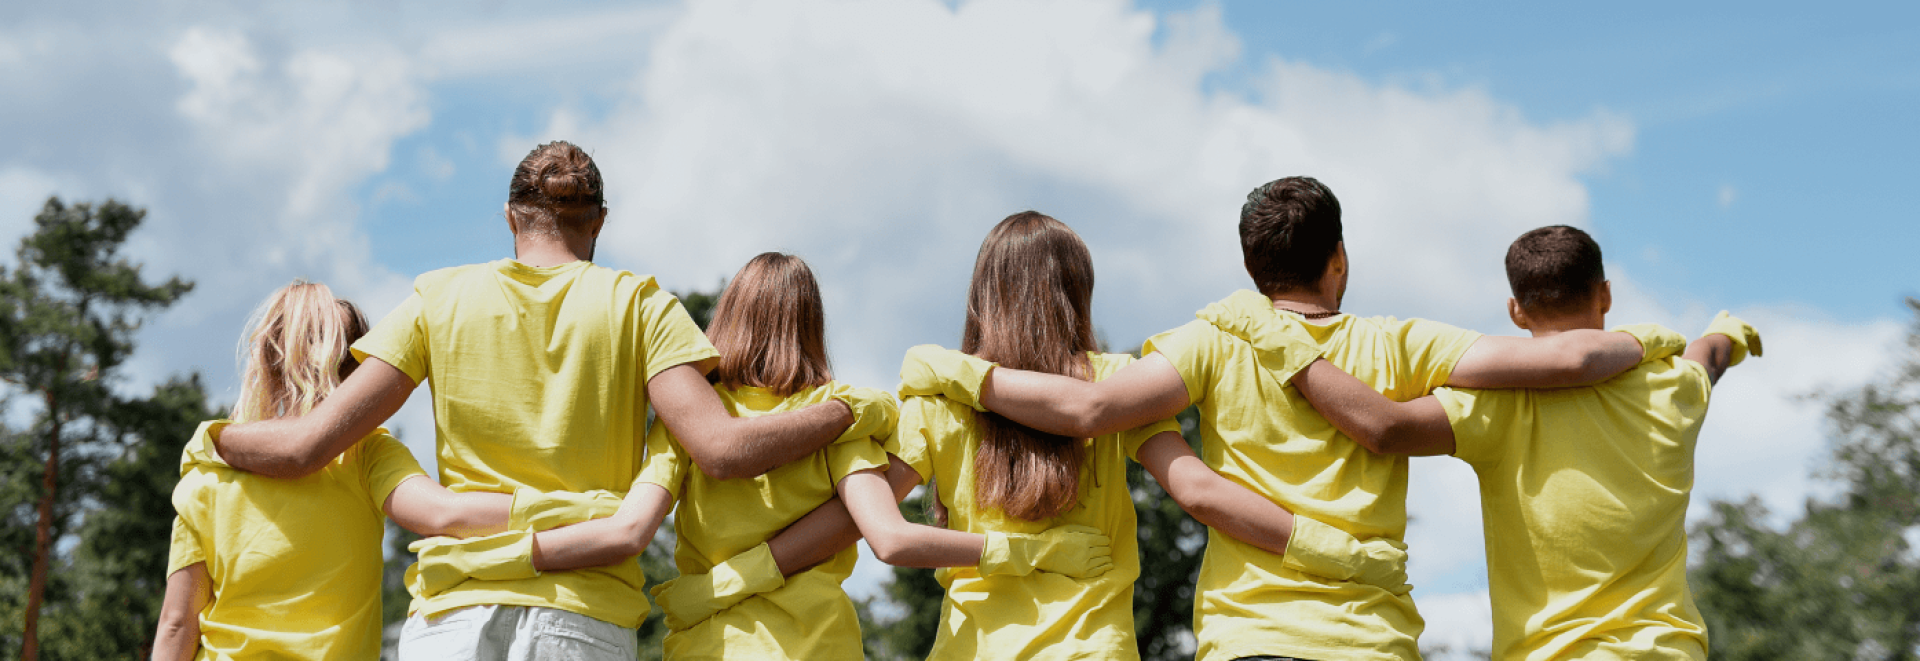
[513,234,594,267]
[1267,290,1340,315]
[1523,313,1605,337]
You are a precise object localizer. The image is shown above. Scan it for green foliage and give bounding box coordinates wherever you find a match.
[676,284,723,331]
[0,197,194,660]
[1689,299,1920,660]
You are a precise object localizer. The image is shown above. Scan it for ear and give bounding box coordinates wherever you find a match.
[1598,281,1613,315]
[1508,298,1531,331]
[503,203,518,235]
[588,208,608,239]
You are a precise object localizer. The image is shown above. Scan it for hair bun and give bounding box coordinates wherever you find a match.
[510,141,604,208]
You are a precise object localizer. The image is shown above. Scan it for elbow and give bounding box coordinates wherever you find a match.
[1061,400,1106,439]
[864,528,910,566]
[686,442,753,481]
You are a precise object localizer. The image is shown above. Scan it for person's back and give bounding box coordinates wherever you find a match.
[1147,291,1476,660]
[357,256,713,625]
[170,423,422,660]
[1438,355,1710,660]
[895,351,1166,661]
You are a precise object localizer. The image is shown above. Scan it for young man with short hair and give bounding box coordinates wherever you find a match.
[901,178,1670,661]
[1289,225,1757,660]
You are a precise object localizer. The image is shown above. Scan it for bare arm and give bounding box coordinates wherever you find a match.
[838,468,985,568]
[215,358,417,479]
[152,563,210,661]
[978,353,1191,439]
[1445,330,1644,389]
[765,457,924,576]
[1290,359,1456,456]
[1135,432,1296,553]
[1682,333,1735,385]
[528,483,676,572]
[383,475,512,539]
[648,364,854,480]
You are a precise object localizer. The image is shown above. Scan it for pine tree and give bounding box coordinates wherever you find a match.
[0,198,191,661]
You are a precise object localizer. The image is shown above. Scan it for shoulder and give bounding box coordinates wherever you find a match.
[411,263,492,293]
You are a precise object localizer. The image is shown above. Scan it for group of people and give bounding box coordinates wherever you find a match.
[151,140,1760,661]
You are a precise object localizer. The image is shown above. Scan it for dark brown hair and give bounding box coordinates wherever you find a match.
[962,211,1097,521]
[508,141,605,236]
[1505,225,1605,316]
[707,252,833,397]
[1240,176,1343,296]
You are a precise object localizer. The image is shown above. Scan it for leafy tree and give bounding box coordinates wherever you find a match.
[0,198,191,661]
[1689,299,1920,660]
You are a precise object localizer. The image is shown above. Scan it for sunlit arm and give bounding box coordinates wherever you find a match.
[978,353,1191,439]
[528,484,675,572]
[383,475,512,539]
[151,563,210,661]
[648,364,853,480]
[214,358,417,479]
[764,457,924,576]
[1289,359,1456,456]
[1135,431,1299,553]
[838,468,985,568]
[1445,330,1644,389]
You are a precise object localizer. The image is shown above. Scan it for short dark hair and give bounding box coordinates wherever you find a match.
[1505,225,1605,316]
[1240,177,1342,296]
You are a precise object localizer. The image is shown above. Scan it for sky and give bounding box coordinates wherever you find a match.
[3,0,1914,655]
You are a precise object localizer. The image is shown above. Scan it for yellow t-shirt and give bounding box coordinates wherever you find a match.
[650,382,891,661]
[889,352,1181,661]
[167,420,426,661]
[1435,346,1713,661]
[351,259,719,627]
[1143,290,1482,661]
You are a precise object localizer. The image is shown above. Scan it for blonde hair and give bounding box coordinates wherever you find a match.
[232,281,370,423]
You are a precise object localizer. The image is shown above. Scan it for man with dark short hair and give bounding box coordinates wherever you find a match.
[902,178,1675,660]
[1289,225,1757,660]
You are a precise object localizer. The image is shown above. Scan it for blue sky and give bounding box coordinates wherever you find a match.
[2,1,1912,654]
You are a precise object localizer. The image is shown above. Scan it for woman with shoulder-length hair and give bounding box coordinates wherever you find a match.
[645,251,1111,660]
[867,212,1346,660]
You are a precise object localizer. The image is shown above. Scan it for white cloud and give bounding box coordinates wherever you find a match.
[1717,183,1737,209]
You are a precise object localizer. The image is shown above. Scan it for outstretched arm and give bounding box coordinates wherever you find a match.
[1445,330,1647,389]
[152,563,211,661]
[648,364,853,480]
[214,358,417,479]
[978,353,1192,439]
[1290,359,1456,456]
[764,457,924,576]
[838,468,984,568]
[1136,432,1294,553]
[383,475,512,539]
[528,484,676,572]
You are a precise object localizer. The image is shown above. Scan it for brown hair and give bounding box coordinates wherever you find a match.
[233,281,371,423]
[707,252,834,397]
[1505,225,1605,316]
[1240,176,1343,296]
[508,141,605,237]
[962,211,1097,521]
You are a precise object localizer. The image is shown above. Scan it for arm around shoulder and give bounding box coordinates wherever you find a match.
[1446,330,1645,389]
[215,358,418,478]
[647,364,853,480]
[1289,359,1455,456]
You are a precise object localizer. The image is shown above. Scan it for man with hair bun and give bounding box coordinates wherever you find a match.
[1288,224,1758,660]
[903,178,1677,660]
[210,141,880,658]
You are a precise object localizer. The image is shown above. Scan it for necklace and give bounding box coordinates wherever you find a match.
[1275,306,1341,320]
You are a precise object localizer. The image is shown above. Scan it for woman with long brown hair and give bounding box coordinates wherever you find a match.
[865,212,1327,660]
[644,251,1112,660]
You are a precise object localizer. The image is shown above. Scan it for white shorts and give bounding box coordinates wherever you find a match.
[397,605,638,661]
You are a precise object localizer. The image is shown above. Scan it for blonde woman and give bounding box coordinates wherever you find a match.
[150,282,630,660]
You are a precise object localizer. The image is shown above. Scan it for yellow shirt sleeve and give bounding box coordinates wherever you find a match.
[351,293,429,384]
[1433,386,1528,469]
[636,421,689,500]
[359,433,429,514]
[886,396,944,482]
[1388,317,1482,392]
[636,286,721,383]
[826,437,891,484]
[165,515,205,576]
[1142,320,1219,407]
